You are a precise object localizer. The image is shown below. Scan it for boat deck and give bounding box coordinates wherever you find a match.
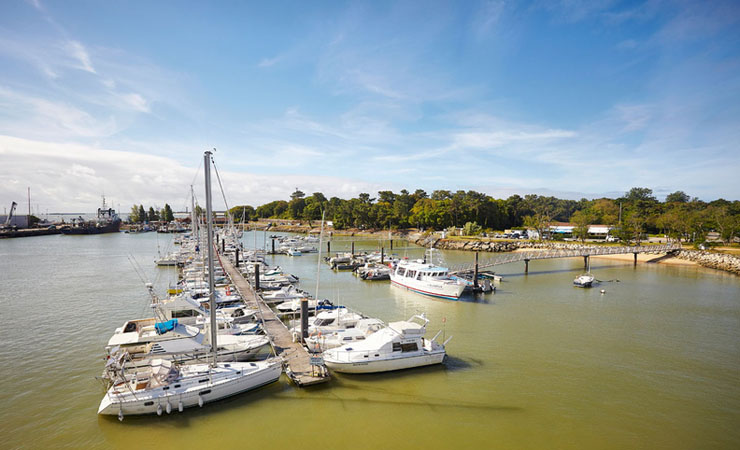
[219,254,330,387]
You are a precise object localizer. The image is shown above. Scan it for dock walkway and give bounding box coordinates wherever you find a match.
[219,254,330,387]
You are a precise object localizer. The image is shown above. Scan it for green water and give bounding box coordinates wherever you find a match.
[1,232,739,449]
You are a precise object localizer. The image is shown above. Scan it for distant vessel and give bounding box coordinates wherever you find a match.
[60,197,121,235]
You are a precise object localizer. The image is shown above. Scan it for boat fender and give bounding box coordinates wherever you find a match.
[166,401,171,414]
[156,403,163,416]
[178,400,183,412]
[198,396,204,407]
[118,409,124,422]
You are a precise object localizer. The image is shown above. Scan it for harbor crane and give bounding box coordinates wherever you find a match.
[1,201,18,229]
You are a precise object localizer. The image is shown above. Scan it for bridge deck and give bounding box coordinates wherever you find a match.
[449,243,681,274]
[219,254,330,387]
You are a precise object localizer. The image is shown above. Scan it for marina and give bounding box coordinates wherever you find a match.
[1,227,739,448]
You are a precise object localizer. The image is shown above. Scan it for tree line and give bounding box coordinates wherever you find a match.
[129,204,174,223]
[222,187,739,245]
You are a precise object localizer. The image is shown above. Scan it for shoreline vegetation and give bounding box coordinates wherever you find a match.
[243,222,740,276]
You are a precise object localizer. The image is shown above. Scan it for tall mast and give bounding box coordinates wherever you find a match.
[204,151,217,366]
[190,185,197,235]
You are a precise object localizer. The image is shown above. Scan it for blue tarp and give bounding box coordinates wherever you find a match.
[155,319,178,334]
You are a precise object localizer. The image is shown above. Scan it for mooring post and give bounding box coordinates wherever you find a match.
[381,247,385,264]
[390,239,393,250]
[327,241,331,253]
[300,298,309,343]
[254,263,260,291]
[474,252,479,289]
[634,252,638,266]
[584,255,588,268]
[524,259,529,274]
[351,241,355,256]
[235,247,240,268]
[221,238,225,254]
[271,238,275,255]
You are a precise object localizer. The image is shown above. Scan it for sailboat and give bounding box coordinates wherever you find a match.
[98,150,282,419]
[573,257,595,288]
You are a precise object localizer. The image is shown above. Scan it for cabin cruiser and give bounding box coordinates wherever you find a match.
[322,314,450,373]
[390,258,465,300]
[98,357,282,418]
[305,318,385,353]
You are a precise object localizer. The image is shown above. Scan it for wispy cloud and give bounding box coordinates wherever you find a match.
[61,40,96,73]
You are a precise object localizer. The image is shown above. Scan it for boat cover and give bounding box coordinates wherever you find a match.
[155,319,178,334]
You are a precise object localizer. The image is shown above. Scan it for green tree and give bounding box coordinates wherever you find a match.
[570,210,593,243]
[129,205,140,223]
[138,205,146,223]
[462,221,482,236]
[665,191,690,203]
[147,206,159,222]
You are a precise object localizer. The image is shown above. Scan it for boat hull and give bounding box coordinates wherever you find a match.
[324,352,445,374]
[98,360,281,416]
[60,219,121,235]
[390,278,465,300]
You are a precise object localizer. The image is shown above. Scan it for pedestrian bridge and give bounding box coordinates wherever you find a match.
[448,243,682,274]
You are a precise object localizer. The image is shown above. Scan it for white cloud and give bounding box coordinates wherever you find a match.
[62,40,96,73]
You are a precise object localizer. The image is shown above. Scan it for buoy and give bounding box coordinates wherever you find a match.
[178,401,183,412]
[600,289,606,294]
[156,403,162,416]
[198,396,204,407]
[118,409,124,422]
[166,401,171,414]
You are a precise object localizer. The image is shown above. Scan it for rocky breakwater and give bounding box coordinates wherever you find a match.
[674,250,740,276]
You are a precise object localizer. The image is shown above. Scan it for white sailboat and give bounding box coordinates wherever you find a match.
[573,258,595,288]
[99,150,282,419]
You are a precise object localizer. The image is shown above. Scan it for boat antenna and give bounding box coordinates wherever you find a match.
[204,150,218,367]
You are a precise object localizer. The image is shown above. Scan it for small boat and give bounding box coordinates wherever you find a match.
[573,258,595,288]
[573,273,595,288]
[276,298,334,313]
[322,314,450,374]
[286,248,302,256]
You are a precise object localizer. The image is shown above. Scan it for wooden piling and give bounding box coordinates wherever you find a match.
[381,247,385,264]
[254,263,260,290]
[524,259,529,274]
[634,252,638,266]
[351,241,355,256]
[474,252,479,288]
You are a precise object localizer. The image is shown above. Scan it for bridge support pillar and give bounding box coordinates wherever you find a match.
[633,252,638,266]
[524,259,529,274]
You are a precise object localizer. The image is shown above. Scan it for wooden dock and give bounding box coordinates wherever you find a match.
[218,254,330,387]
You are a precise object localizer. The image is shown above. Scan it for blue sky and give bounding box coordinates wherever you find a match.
[0,0,739,212]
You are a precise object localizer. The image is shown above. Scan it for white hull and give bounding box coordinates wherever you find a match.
[324,351,445,374]
[390,276,465,300]
[98,360,281,416]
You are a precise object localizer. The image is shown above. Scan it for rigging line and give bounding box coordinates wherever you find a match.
[209,154,231,214]
[190,158,203,187]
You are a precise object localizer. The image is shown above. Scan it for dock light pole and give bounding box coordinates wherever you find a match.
[204,150,218,367]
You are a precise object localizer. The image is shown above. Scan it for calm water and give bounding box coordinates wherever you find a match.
[1,232,739,449]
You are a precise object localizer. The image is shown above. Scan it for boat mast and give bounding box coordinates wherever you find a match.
[204,150,218,366]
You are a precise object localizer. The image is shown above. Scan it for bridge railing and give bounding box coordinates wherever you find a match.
[448,243,681,273]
